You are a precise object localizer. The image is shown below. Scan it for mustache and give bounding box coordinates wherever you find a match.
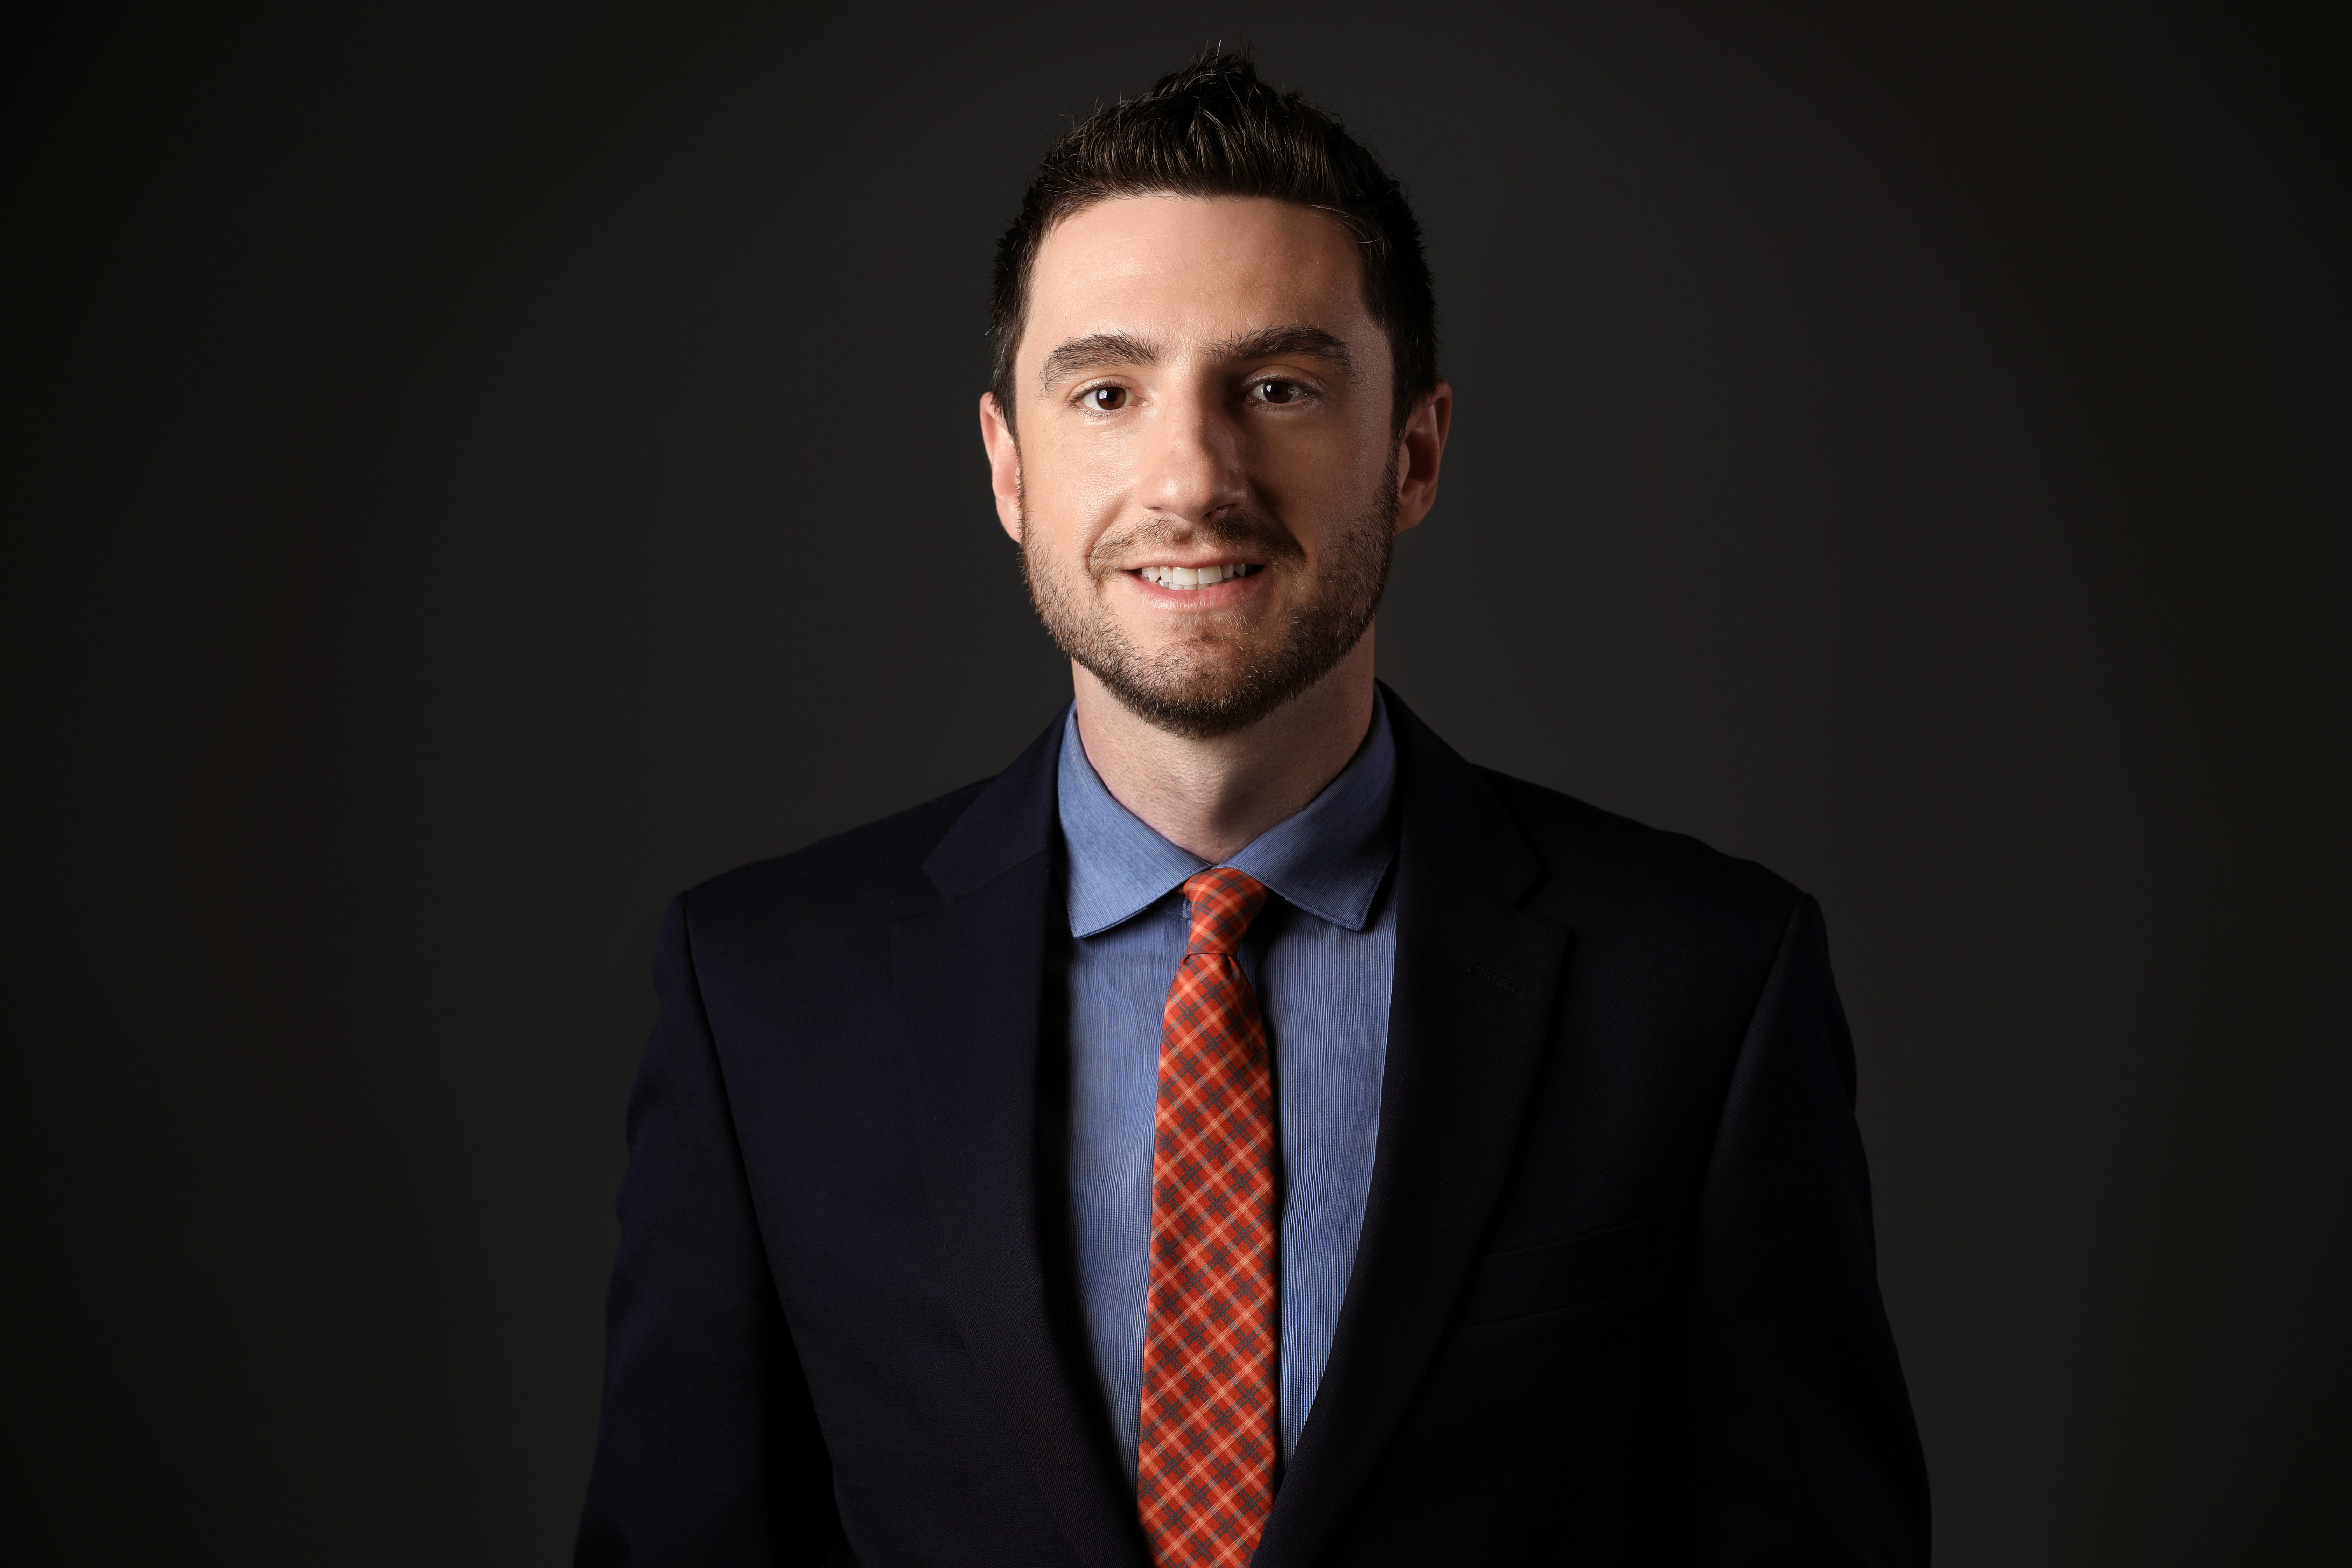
[1087,511,1306,573]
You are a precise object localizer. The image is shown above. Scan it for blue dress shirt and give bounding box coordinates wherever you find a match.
[1056,694,1399,1484]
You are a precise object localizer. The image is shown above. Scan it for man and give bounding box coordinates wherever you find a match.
[578,51,1930,1568]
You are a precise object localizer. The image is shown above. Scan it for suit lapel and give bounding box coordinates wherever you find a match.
[891,721,1149,1568]
[1254,692,1575,1568]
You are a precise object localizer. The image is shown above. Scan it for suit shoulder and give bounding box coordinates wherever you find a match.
[676,777,991,935]
[1475,766,1804,929]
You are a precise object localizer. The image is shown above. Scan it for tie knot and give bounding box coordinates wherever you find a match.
[1183,868,1269,956]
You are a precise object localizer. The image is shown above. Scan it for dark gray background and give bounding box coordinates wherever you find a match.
[7,2,2344,1562]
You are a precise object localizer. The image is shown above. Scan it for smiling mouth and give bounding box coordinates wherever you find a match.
[1135,563,1262,590]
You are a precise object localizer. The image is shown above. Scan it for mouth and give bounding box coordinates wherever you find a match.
[1132,562,1263,592]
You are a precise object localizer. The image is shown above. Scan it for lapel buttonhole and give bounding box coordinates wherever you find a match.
[1469,962,1518,993]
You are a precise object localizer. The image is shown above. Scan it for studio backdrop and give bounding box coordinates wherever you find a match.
[7,3,2343,1563]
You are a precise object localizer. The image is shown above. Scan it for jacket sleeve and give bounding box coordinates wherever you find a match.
[1674,895,1931,1565]
[576,896,844,1566]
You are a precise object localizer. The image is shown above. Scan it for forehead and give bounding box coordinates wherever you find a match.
[1022,195,1374,364]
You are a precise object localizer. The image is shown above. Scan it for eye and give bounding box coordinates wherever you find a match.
[1083,385,1130,412]
[1250,379,1307,405]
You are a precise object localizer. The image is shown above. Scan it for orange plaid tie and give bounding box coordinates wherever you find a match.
[1135,867,1279,1568]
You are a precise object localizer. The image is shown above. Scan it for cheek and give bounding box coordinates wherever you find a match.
[1256,424,1387,525]
[1023,438,1133,550]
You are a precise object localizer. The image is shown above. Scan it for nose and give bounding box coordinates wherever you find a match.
[1138,379,1249,525]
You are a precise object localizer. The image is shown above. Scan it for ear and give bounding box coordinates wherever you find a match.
[979,392,1024,544]
[1391,379,1454,536]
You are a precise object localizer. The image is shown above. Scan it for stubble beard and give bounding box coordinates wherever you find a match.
[1019,457,1398,741]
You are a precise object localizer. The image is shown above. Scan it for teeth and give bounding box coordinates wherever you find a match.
[1142,564,1254,590]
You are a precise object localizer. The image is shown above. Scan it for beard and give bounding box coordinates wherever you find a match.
[1020,458,1397,740]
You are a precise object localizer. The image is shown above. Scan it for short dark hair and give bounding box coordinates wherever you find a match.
[989,50,1438,434]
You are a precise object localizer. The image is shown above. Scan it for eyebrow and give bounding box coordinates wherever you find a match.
[1034,323,1356,394]
[1211,324,1354,373]
[1038,331,1159,390]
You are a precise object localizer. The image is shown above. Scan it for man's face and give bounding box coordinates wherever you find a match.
[981,195,1449,738]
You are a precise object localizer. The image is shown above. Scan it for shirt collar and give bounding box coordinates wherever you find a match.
[1057,692,1398,939]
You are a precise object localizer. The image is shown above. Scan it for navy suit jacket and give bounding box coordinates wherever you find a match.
[576,690,1931,1566]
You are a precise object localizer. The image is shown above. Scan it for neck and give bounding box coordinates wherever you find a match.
[1072,635,1379,863]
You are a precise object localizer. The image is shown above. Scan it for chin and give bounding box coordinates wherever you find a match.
[1139,644,1265,698]
[1088,654,1295,740]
